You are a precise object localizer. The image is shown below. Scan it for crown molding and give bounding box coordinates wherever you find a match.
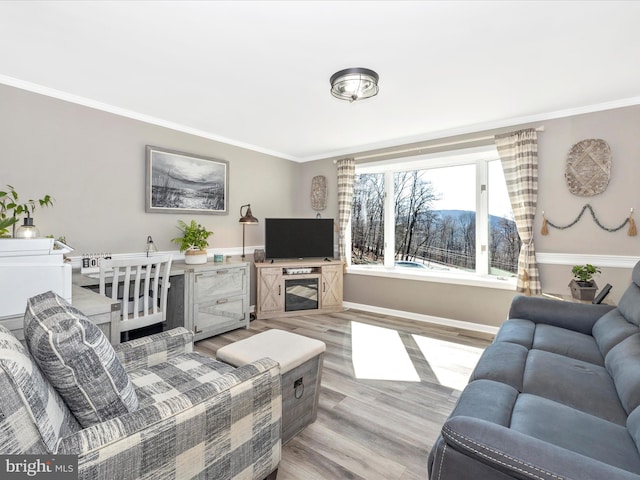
[0,74,296,161]
[3,73,639,164]
[307,96,640,163]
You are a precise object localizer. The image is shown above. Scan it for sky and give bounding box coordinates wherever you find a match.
[426,161,513,218]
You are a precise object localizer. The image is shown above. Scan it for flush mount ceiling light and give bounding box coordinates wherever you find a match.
[330,67,379,102]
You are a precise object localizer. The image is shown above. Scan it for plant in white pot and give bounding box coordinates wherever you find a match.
[172,220,213,265]
[569,264,601,301]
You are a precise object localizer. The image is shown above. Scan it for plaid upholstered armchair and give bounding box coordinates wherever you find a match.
[0,291,281,480]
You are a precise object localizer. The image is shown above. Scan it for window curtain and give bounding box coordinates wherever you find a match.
[336,158,356,263]
[494,128,541,295]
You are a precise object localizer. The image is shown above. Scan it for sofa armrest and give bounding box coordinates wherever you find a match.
[114,327,194,371]
[508,295,615,334]
[58,357,281,480]
[438,416,639,480]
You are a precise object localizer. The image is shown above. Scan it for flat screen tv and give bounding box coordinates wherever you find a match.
[265,218,335,260]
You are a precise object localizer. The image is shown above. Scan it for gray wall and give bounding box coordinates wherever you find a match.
[294,159,339,219]
[537,106,640,256]
[345,275,517,328]
[0,84,298,255]
[536,106,640,305]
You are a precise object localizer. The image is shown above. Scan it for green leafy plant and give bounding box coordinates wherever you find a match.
[571,264,601,284]
[0,185,54,237]
[171,220,213,252]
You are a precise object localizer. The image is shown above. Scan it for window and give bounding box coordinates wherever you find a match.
[349,146,520,281]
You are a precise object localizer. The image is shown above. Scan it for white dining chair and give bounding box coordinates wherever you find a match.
[99,255,173,342]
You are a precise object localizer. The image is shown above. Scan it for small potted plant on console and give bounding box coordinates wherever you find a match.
[569,264,601,301]
[172,220,213,265]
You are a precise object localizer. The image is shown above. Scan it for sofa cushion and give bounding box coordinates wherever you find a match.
[625,405,640,456]
[494,319,604,365]
[24,291,138,428]
[511,394,640,475]
[493,319,535,349]
[449,379,518,426]
[531,323,603,365]
[469,342,528,391]
[522,349,627,424]
[605,333,640,415]
[593,309,639,358]
[618,265,640,326]
[0,325,80,452]
[129,352,235,407]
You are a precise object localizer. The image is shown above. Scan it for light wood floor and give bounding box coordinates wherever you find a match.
[194,309,493,480]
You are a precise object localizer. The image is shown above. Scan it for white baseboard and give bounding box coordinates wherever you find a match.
[343,301,499,335]
[536,253,640,269]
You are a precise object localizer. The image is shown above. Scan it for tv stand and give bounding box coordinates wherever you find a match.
[255,259,343,320]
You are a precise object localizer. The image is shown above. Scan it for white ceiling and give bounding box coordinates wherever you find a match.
[1,1,640,162]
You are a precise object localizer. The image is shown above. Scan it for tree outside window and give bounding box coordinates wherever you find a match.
[351,173,385,265]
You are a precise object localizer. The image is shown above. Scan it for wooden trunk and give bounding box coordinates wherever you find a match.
[281,352,324,444]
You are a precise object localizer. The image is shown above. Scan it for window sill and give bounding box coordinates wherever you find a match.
[346,265,517,291]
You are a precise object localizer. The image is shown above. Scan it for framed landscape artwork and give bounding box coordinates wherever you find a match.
[145,146,229,215]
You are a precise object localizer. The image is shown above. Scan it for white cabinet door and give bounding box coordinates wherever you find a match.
[189,263,250,340]
[194,296,246,338]
[194,267,246,301]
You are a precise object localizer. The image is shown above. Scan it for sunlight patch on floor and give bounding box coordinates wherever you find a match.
[351,321,420,381]
[412,335,483,390]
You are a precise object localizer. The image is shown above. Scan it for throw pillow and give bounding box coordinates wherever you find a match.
[0,325,80,452]
[24,291,138,428]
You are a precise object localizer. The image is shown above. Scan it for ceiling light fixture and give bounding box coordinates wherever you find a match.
[330,67,379,102]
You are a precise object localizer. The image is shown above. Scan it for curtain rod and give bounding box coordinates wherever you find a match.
[333,126,545,163]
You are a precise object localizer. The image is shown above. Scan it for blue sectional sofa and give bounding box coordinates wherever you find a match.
[429,261,640,480]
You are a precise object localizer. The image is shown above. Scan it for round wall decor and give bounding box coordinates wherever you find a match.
[565,139,611,196]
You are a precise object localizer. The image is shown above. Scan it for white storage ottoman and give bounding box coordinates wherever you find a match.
[216,329,326,443]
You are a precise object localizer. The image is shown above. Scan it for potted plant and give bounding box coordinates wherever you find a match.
[569,264,601,301]
[172,220,213,265]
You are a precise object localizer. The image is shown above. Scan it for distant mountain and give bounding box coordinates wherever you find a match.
[435,209,473,219]
[434,210,514,228]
